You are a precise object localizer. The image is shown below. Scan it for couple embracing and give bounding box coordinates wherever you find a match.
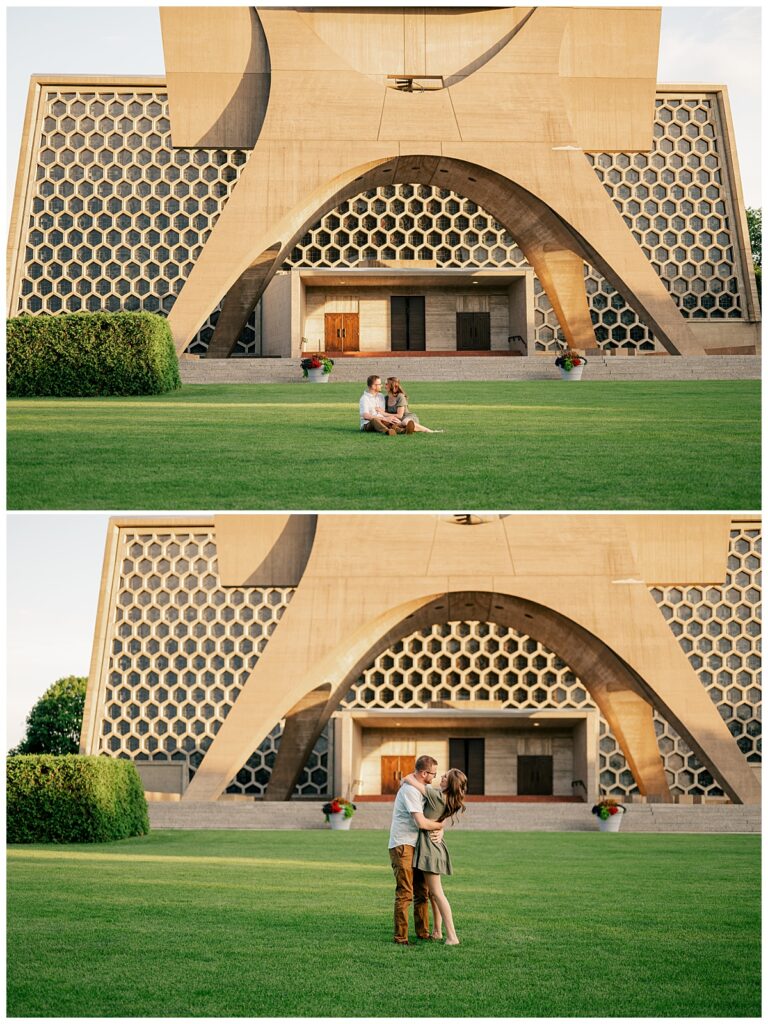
[359,375,442,434]
[387,754,467,946]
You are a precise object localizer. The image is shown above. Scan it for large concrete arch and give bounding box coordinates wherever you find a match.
[161,6,700,358]
[181,515,760,804]
[205,154,685,359]
[264,589,671,802]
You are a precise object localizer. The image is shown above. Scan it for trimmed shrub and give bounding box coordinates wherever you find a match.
[7,755,150,843]
[7,311,181,397]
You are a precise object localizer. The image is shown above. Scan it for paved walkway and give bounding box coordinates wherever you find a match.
[149,800,760,833]
[180,354,761,384]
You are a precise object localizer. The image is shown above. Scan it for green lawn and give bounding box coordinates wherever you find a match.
[7,830,760,1017]
[6,381,760,510]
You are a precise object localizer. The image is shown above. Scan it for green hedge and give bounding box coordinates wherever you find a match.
[7,311,181,396]
[7,755,150,843]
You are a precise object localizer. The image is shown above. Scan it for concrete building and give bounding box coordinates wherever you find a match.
[7,7,760,360]
[81,514,761,805]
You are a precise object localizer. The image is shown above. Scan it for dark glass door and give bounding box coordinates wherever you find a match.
[517,755,553,795]
[390,296,426,351]
[448,738,485,794]
[456,311,491,350]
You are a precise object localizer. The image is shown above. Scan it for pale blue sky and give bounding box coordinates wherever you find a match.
[7,515,109,748]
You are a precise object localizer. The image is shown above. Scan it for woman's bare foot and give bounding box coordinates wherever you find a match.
[445,937,460,946]
[430,931,442,940]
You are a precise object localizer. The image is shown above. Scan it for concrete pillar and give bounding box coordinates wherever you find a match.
[572,714,599,802]
[263,683,331,800]
[519,245,594,350]
[206,245,282,358]
[586,684,669,799]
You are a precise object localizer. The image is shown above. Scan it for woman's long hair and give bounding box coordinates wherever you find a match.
[386,377,408,401]
[438,768,468,823]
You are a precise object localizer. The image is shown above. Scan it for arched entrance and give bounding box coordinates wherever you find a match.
[258,591,671,803]
[171,153,698,360]
[319,620,599,803]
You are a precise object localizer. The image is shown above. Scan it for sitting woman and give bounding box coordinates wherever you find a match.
[402,767,467,945]
[385,378,443,433]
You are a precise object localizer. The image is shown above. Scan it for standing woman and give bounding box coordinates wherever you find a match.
[402,767,467,944]
[385,378,444,433]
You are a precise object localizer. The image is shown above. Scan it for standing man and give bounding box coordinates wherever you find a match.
[388,754,445,944]
[359,375,413,434]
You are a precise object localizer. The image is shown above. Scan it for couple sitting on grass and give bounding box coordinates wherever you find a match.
[359,375,443,435]
[388,754,467,946]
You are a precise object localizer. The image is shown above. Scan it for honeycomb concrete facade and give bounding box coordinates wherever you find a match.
[82,515,761,804]
[7,8,759,360]
[85,524,310,795]
[7,82,757,358]
[7,82,254,354]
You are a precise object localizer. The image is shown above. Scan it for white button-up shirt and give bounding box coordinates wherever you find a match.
[359,390,385,430]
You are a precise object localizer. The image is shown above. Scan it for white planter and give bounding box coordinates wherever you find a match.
[598,812,623,832]
[306,367,330,383]
[559,364,584,381]
[328,811,352,830]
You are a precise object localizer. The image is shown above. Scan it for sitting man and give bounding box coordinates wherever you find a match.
[359,375,414,435]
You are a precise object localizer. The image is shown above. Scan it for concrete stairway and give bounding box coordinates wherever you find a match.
[148,800,761,833]
[179,354,761,384]
[179,355,760,385]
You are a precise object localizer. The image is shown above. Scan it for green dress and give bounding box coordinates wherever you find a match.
[385,393,420,425]
[413,784,453,875]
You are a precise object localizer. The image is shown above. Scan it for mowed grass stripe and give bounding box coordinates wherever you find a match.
[7,381,760,509]
[7,830,760,1017]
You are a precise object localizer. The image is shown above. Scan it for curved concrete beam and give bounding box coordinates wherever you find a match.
[160,7,270,148]
[264,590,670,801]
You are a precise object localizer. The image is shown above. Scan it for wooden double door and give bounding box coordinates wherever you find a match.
[456,311,491,350]
[324,312,359,352]
[381,755,415,795]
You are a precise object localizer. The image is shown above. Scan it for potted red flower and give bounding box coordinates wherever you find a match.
[322,797,357,830]
[554,345,588,381]
[591,796,627,832]
[301,355,334,383]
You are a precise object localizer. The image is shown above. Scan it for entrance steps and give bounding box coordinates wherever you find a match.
[148,800,761,833]
[179,355,761,384]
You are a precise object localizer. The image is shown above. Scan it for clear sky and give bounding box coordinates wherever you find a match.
[5,5,762,212]
[7,515,109,748]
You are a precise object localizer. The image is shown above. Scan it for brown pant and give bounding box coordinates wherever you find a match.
[363,418,404,434]
[389,844,430,943]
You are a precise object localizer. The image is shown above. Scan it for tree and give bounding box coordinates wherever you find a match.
[746,207,761,302]
[11,676,87,755]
